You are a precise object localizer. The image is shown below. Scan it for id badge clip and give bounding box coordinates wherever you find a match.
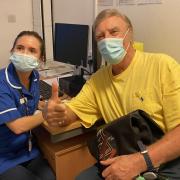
[20,97,27,104]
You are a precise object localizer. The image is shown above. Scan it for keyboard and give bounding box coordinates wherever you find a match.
[39,80,64,100]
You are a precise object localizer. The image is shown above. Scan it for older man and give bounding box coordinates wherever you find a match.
[45,9,180,179]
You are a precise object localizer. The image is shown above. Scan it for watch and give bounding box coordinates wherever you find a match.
[137,140,155,172]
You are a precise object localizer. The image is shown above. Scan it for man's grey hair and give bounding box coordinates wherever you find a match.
[93,9,133,31]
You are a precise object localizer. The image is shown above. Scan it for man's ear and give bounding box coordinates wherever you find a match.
[40,56,45,62]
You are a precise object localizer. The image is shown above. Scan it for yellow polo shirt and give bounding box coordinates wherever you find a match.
[66,50,180,132]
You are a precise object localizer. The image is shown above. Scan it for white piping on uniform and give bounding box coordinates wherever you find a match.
[0,108,17,115]
[5,67,22,89]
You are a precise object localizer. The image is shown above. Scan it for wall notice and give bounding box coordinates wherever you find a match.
[137,0,162,5]
[118,0,136,5]
[98,0,113,6]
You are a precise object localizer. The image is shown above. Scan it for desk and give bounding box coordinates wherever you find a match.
[34,121,97,180]
[36,63,97,179]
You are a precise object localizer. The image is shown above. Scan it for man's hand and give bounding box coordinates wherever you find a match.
[101,153,146,180]
[43,81,69,127]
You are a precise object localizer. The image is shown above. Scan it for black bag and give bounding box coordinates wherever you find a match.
[97,110,164,160]
[88,110,180,179]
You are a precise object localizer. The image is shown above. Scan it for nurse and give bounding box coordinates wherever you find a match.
[0,31,55,180]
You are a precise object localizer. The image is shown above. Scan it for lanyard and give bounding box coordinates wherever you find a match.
[18,89,32,152]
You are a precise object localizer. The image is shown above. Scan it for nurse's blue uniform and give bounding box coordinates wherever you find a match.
[0,63,40,174]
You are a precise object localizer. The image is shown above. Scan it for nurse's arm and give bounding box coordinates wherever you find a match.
[6,112,44,134]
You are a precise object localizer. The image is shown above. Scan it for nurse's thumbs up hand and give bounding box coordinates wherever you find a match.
[42,80,68,127]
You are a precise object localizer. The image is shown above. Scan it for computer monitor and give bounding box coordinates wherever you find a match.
[54,23,89,67]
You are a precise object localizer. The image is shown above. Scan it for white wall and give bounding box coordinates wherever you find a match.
[1,0,179,68]
[32,0,54,61]
[98,0,180,63]
[0,0,33,68]
[32,0,43,37]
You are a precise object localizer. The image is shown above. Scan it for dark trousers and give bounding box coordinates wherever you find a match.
[0,156,55,180]
[75,163,103,180]
[76,158,180,180]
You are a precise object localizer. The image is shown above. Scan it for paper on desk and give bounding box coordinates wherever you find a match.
[39,67,74,78]
[58,72,74,79]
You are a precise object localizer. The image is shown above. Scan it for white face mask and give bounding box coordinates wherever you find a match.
[98,29,129,64]
[10,53,39,72]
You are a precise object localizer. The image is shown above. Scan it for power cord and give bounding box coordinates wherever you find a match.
[87,59,93,74]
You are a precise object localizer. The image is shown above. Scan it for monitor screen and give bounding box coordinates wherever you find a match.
[54,23,89,67]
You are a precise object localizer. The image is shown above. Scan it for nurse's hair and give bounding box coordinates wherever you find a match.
[93,9,133,31]
[11,31,45,58]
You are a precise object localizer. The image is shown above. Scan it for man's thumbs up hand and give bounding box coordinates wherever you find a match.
[42,80,68,127]
[50,80,61,103]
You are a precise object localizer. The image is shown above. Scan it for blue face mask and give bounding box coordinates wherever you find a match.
[10,53,39,72]
[98,29,129,64]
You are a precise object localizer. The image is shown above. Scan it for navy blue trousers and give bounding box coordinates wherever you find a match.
[0,156,55,180]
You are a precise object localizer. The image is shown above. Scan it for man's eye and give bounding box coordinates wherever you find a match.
[16,47,23,50]
[111,30,119,36]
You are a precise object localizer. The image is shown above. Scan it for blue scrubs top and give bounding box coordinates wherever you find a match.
[0,63,40,174]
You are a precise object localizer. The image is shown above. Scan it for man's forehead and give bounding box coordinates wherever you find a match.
[96,16,127,33]
[107,16,125,23]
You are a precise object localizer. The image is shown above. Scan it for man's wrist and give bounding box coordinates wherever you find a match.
[137,141,155,172]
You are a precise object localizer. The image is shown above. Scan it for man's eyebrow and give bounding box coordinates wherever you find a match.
[16,44,24,48]
[95,26,122,36]
[109,27,121,31]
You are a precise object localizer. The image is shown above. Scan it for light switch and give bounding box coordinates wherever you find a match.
[8,15,16,23]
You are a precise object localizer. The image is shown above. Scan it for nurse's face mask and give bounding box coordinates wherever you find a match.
[10,53,39,72]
